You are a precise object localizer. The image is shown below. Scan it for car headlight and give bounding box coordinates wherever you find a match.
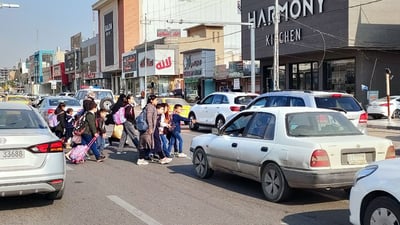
[353,165,378,184]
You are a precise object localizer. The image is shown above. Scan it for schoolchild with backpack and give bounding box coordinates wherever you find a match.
[117,94,140,153]
[137,94,158,165]
[96,108,108,156]
[54,102,66,140]
[81,101,105,162]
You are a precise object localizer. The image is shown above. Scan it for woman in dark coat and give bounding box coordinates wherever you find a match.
[54,102,66,139]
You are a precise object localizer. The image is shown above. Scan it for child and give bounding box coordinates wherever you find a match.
[153,104,172,164]
[96,108,108,156]
[167,104,196,158]
[65,108,74,148]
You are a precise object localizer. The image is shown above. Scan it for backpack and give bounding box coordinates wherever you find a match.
[48,113,59,128]
[113,105,128,125]
[69,145,89,164]
[135,108,148,132]
[73,112,87,136]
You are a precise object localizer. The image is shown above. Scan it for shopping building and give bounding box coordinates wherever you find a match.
[241,0,400,105]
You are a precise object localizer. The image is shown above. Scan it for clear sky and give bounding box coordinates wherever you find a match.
[0,0,98,68]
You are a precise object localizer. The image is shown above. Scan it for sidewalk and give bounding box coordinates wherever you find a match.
[367,118,400,130]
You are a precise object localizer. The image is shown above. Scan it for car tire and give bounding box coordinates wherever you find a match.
[192,148,213,179]
[392,109,400,119]
[261,163,291,202]
[100,98,114,111]
[45,187,64,200]
[363,196,400,225]
[189,113,199,131]
[215,116,225,129]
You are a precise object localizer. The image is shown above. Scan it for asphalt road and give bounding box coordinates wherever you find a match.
[0,126,397,225]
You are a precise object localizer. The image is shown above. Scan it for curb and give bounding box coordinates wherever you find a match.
[367,124,400,130]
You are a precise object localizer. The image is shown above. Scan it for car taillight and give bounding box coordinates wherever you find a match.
[379,103,392,106]
[30,141,63,153]
[230,106,241,112]
[386,145,396,159]
[310,149,330,167]
[47,109,55,114]
[359,113,368,124]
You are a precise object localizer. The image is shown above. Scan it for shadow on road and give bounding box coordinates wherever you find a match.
[282,209,351,225]
[0,195,54,210]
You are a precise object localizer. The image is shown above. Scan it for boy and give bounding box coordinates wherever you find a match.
[167,104,196,158]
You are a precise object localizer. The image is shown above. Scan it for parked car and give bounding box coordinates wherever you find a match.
[0,102,66,200]
[190,107,395,202]
[367,95,400,119]
[3,95,31,105]
[188,92,258,130]
[37,96,82,125]
[74,88,115,111]
[244,90,368,133]
[159,97,191,119]
[349,158,400,225]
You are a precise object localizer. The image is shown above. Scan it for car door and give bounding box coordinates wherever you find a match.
[211,112,254,172]
[196,95,214,124]
[206,94,225,125]
[236,112,276,179]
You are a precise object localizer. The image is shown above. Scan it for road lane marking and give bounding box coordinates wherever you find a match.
[107,195,163,225]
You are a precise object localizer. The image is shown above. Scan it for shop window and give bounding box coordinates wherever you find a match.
[325,59,355,94]
[264,66,286,92]
[289,62,319,90]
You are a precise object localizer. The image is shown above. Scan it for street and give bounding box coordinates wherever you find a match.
[0,126,398,225]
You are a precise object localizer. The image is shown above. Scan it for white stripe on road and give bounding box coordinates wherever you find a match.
[107,195,163,225]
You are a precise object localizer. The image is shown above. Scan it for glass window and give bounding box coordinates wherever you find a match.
[223,112,253,137]
[290,62,318,90]
[0,110,46,129]
[212,95,224,104]
[234,95,257,105]
[202,95,214,104]
[325,58,355,94]
[245,112,275,139]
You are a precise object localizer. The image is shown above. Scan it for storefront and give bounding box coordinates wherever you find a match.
[241,0,400,105]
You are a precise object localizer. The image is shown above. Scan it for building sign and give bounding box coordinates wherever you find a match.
[182,49,215,78]
[104,12,114,66]
[138,49,176,76]
[157,29,181,37]
[122,51,137,78]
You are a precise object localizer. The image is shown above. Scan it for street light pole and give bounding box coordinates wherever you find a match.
[273,0,280,91]
[385,68,392,123]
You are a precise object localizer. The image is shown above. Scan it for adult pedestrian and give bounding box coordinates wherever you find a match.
[54,102,66,140]
[117,94,140,153]
[137,94,158,165]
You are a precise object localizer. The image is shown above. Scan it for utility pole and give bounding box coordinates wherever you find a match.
[273,0,280,91]
[385,68,392,123]
[143,13,148,108]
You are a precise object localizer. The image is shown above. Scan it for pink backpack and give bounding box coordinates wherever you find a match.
[69,137,96,164]
[113,105,128,125]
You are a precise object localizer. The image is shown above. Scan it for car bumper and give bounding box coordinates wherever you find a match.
[282,167,360,189]
[349,184,364,225]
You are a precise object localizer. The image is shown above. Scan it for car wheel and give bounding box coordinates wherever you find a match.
[100,98,114,111]
[189,113,199,131]
[215,116,225,129]
[363,196,400,225]
[192,148,213,179]
[392,109,400,119]
[45,188,64,200]
[261,163,291,202]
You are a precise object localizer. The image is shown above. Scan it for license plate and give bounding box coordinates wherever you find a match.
[347,153,366,165]
[0,150,25,160]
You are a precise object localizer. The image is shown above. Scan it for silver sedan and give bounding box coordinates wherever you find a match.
[0,102,66,200]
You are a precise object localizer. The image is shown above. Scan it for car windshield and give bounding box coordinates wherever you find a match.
[49,98,81,106]
[234,95,257,105]
[0,109,47,129]
[314,96,363,111]
[286,111,362,137]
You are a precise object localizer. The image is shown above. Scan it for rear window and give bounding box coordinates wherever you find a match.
[0,109,47,129]
[314,96,363,112]
[234,95,257,105]
[49,99,81,106]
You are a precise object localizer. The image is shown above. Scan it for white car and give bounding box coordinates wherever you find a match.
[0,103,66,200]
[74,88,115,111]
[367,95,400,119]
[190,107,395,202]
[349,158,400,225]
[188,92,258,130]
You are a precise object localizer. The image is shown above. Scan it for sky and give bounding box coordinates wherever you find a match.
[0,0,98,68]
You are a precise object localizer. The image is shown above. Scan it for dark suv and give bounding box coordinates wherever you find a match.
[244,90,368,133]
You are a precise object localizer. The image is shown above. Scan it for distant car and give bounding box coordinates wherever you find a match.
[244,90,368,133]
[75,88,115,111]
[3,95,31,105]
[188,92,258,130]
[367,95,400,119]
[159,97,191,119]
[0,102,66,200]
[190,107,395,202]
[349,158,400,225]
[37,96,82,125]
